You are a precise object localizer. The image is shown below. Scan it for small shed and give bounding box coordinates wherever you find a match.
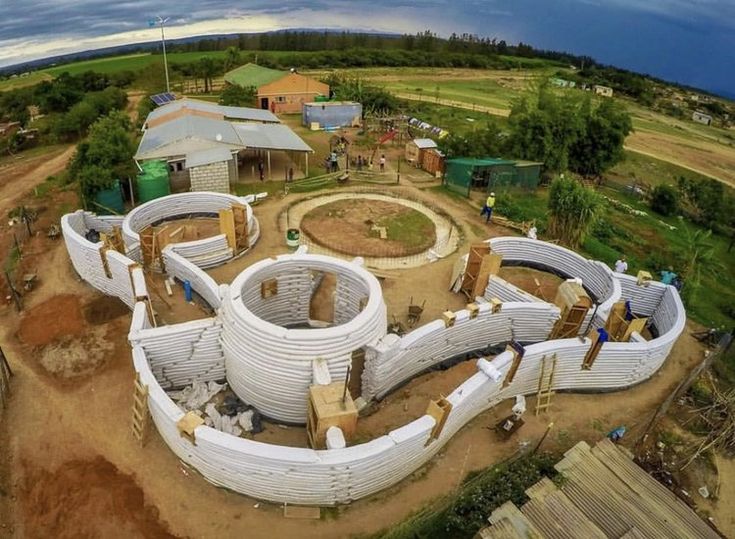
[302,101,362,129]
[593,85,613,97]
[422,148,445,176]
[405,138,438,166]
[444,157,542,196]
[692,111,712,126]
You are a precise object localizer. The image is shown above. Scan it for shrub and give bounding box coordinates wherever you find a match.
[547,176,601,248]
[650,184,679,216]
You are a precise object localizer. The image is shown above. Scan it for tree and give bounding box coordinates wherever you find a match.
[679,228,722,304]
[568,97,632,177]
[547,176,601,248]
[506,85,584,172]
[649,184,679,216]
[69,111,135,200]
[440,121,506,159]
[219,84,255,107]
[223,47,241,73]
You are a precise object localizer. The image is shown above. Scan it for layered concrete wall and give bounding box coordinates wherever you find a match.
[121,192,259,269]
[221,254,387,423]
[62,218,687,506]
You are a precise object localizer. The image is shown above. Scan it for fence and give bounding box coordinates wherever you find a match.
[2,207,38,312]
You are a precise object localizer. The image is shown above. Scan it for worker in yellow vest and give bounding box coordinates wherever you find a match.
[481,192,496,223]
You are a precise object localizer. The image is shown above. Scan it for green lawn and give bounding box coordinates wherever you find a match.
[607,150,717,188]
[41,51,230,77]
[0,71,53,92]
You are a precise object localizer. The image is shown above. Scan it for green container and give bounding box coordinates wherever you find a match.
[93,180,125,214]
[137,160,171,203]
[286,228,300,248]
[314,95,330,102]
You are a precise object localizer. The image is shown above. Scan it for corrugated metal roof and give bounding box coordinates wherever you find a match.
[234,123,313,152]
[136,115,313,160]
[185,147,233,169]
[413,138,438,149]
[145,98,280,125]
[136,116,242,160]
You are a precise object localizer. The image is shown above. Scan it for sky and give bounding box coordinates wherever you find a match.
[0,0,732,95]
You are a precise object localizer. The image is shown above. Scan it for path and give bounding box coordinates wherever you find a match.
[0,146,75,209]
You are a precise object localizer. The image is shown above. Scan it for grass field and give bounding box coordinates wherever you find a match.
[0,72,53,91]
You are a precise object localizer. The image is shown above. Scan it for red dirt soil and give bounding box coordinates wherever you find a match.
[16,294,85,346]
[21,457,178,539]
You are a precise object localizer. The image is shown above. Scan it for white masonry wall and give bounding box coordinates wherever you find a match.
[221,254,387,423]
[189,161,231,193]
[133,277,685,505]
[362,301,560,400]
[129,304,225,389]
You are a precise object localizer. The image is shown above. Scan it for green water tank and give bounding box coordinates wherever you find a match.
[137,160,171,203]
[92,180,125,214]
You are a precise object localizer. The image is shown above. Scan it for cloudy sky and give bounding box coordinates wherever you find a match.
[0,0,732,95]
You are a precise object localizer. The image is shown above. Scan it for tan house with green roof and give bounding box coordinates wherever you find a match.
[224,63,329,114]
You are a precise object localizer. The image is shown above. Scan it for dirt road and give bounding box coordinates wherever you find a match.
[0,146,75,209]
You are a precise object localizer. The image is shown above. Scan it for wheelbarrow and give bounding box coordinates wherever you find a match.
[407,297,426,328]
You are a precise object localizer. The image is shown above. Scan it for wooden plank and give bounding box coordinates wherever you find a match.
[425,397,452,443]
[218,208,236,249]
[471,253,503,298]
[622,317,648,341]
[460,243,489,298]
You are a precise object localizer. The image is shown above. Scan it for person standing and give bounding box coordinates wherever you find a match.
[660,266,677,285]
[482,192,496,223]
[614,256,628,274]
[379,154,386,173]
[258,159,264,181]
[330,151,338,172]
[357,155,363,171]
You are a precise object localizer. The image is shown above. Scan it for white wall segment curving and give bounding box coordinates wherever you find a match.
[484,274,545,303]
[221,254,387,423]
[363,302,560,400]
[130,314,225,389]
[120,192,259,269]
[486,237,621,328]
[162,246,222,309]
[63,215,688,506]
[62,211,142,308]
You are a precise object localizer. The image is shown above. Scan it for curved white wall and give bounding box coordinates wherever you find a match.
[221,254,387,423]
[121,192,259,269]
[486,237,621,328]
[63,218,687,506]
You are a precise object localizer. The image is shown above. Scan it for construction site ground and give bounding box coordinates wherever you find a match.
[2,154,734,538]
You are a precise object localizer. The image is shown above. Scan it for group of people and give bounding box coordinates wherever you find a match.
[325,154,388,173]
[614,255,682,290]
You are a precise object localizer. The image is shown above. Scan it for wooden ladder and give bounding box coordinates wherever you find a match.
[535,354,557,416]
[131,373,150,446]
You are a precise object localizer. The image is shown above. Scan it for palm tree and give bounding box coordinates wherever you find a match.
[223,47,241,73]
[679,226,722,302]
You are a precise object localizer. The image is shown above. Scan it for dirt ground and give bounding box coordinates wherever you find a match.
[300,198,436,257]
[2,158,733,538]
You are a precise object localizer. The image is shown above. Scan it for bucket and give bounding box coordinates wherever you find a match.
[286,228,300,249]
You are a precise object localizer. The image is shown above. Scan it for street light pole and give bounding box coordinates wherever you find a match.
[155,16,171,93]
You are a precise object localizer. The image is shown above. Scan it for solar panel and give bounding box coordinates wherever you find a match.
[150,92,177,107]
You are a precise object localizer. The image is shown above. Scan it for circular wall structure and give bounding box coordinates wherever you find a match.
[121,192,260,269]
[221,253,387,423]
[284,193,459,269]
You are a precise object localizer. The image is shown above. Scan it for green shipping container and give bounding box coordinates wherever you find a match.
[92,179,125,214]
[137,160,171,203]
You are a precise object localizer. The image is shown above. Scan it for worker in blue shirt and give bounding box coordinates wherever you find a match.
[660,266,677,285]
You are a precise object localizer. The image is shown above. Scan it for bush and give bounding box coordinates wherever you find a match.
[650,184,679,216]
[547,176,602,248]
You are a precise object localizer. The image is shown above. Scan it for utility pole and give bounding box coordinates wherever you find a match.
[150,16,171,93]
